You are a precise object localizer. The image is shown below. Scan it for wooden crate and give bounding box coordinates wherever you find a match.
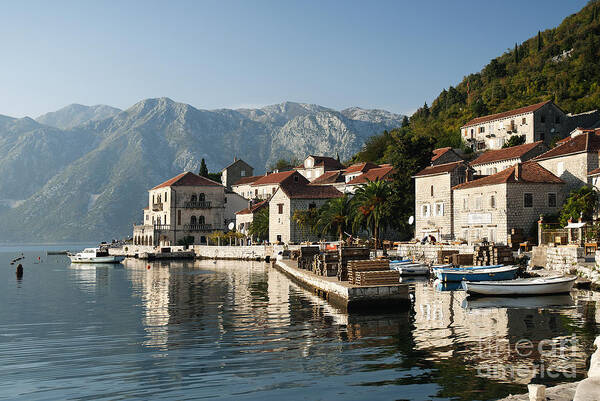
[437,250,457,264]
[354,270,400,286]
[451,253,473,266]
[347,260,389,284]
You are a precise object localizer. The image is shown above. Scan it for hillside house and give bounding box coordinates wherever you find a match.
[470,141,546,176]
[221,158,254,189]
[133,172,234,246]
[452,162,564,244]
[345,164,395,194]
[295,155,344,182]
[231,175,262,199]
[431,147,463,165]
[250,170,309,200]
[413,161,473,241]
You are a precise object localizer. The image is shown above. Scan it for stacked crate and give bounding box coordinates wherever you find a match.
[347,260,389,284]
[354,270,400,286]
[337,247,371,281]
[451,253,473,266]
[473,245,514,266]
[437,250,457,264]
[298,246,320,270]
[507,228,524,250]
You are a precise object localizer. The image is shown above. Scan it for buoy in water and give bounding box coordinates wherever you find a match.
[16,264,23,279]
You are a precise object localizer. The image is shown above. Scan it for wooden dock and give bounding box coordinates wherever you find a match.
[274,259,410,312]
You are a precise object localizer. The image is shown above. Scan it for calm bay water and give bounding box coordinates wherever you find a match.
[1,246,599,400]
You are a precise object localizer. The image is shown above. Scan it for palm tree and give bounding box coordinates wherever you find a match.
[352,179,393,250]
[293,208,319,240]
[248,208,269,241]
[317,194,353,243]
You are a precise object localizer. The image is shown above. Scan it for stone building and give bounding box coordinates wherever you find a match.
[133,172,240,246]
[469,141,546,176]
[308,170,347,192]
[250,170,309,200]
[342,162,379,183]
[269,182,342,244]
[231,175,262,199]
[235,200,268,238]
[452,162,564,244]
[295,155,344,182]
[345,164,395,194]
[461,100,568,151]
[221,158,254,189]
[413,161,473,241]
[431,147,463,165]
[534,129,600,191]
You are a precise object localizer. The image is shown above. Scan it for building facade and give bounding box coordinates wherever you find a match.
[469,141,546,176]
[295,155,344,182]
[221,158,254,189]
[133,172,233,246]
[249,170,309,200]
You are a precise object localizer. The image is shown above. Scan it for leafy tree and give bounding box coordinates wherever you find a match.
[401,115,409,127]
[269,158,298,172]
[208,230,225,245]
[352,179,393,249]
[248,208,269,241]
[199,158,209,177]
[317,194,354,242]
[502,135,526,148]
[176,235,195,247]
[292,208,320,239]
[207,172,222,182]
[559,186,599,226]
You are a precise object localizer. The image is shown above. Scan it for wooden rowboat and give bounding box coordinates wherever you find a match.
[462,276,576,296]
[436,265,518,282]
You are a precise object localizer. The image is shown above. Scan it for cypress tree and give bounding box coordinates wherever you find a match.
[537,31,543,51]
[514,43,519,64]
[199,158,209,177]
[401,115,409,127]
[336,153,340,163]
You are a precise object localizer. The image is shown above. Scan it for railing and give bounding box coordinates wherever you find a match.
[182,201,212,209]
[153,224,171,231]
[183,224,213,232]
[152,203,163,211]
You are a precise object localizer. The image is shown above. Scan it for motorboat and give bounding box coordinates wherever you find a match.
[462,275,577,296]
[68,248,125,264]
[436,265,518,282]
[391,263,430,276]
[461,294,574,309]
[432,264,503,277]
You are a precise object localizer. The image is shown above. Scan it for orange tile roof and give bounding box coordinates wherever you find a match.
[346,165,395,185]
[588,167,600,176]
[232,175,262,186]
[235,200,268,215]
[343,162,378,174]
[414,161,466,177]
[534,131,600,161]
[453,162,563,190]
[431,147,452,162]
[310,170,345,185]
[461,100,552,128]
[470,141,544,166]
[152,172,221,190]
[251,170,309,186]
[279,182,343,199]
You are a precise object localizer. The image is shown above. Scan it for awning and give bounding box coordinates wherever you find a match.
[565,222,586,229]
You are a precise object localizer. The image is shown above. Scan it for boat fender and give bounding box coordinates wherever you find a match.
[16,264,23,279]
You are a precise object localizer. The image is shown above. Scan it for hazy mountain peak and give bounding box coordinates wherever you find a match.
[36,103,121,129]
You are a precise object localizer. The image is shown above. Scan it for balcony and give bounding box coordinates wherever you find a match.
[154,224,171,231]
[183,224,213,232]
[152,202,163,211]
[182,200,212,209]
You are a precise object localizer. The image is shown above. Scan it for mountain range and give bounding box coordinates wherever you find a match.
[0,98,403,242]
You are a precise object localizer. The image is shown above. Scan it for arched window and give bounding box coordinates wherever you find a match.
[198,193,205,202]
[190,216,197,225]
[430,185,434,197]
[198,215,205,225]
[190,194,197,203]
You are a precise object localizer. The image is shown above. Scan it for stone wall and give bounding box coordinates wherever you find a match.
[544,245,584,273]
[397,243,475,263]
[192,245,269,260]
[415,173,453,240]
[537,152,597,192]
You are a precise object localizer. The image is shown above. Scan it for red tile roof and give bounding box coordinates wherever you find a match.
[296,155,344,170]
[461,100,552,128]
[310,170,345,185]
[588,167,600,176]
[235,200,268,215]
[279,182,343,199]
[343,162,378,174]
[453,162,563,190]
[232,175,262,186]
[346,165,395,185]
[534,131,600,161]
[251,170,309,186]
[431,147,452,162]
[414,161,465,177]
[152,172,221,190]
[470,141,544,166]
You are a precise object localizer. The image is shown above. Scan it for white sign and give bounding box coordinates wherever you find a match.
[467,213,492,224]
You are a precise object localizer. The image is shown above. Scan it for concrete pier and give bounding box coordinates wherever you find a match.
[274,259,410,312]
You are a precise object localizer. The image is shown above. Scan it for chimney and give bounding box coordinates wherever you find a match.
[515,163,522,181]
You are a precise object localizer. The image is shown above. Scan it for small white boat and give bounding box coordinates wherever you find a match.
[68,248,125,264]
[391,263,430,276]
[462,276,576,296]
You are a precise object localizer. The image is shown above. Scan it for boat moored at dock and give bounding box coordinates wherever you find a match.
[68,248,125,264]
[462,276,577,296]
[436,265,518,282]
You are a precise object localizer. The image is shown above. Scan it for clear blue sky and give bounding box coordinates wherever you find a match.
[0,0,589,118]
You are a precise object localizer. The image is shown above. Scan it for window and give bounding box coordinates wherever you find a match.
[479,126,485,133]
[241,170,246,177]
[490,195,496,208]
[294,175,299,182]
[470,128,474,136]
[421,204,431,217]
[522,117,526,125]
[524,193,533,208]
[278,203,284,214]
[463,198,468,211]
[191,194,197,203]
[557,162,565,176]
[435,203,444,216]
[462,229,469,241]
[277,235,282,242]
[539,132,545,141]
[199,216,205,224]
[164,192,168,202]
[198,193,205,202]
[430,185,434,197]
[224,196,227,203]
[474,196,482,210]
[146,215,149,221]
[190,216,196,225]
[177,210,181,225]
[541,114,546,123]
[548,193,557,208]
[488,228,496,243]
[272,187,276,194]
[555,115,561,124]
